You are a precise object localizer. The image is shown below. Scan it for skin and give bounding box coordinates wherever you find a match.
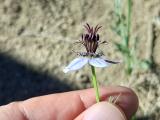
[0,86,138,120]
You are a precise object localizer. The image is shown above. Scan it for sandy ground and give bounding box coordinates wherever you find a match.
[0,0,160,119]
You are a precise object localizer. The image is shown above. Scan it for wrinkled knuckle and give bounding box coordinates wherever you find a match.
[8,102,20,108]
[8,102,29,120]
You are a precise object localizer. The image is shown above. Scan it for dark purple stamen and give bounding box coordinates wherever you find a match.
[81,23,102,53]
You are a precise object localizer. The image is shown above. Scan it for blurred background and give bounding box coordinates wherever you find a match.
[0,0,160,119]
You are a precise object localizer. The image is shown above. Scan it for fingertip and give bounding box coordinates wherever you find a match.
[115,86,139,119]
[75,102,127,120]
[78,86,139,119]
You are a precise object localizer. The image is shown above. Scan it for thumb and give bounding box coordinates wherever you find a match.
[75,102,127,120]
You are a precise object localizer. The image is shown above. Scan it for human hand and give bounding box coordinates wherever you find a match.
[0,86,138,120]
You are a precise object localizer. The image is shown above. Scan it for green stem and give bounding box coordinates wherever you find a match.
[127,0,131,47]
[91,65,100,103]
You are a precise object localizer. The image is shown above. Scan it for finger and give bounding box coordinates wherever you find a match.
[0,86,138,120]
[75,102,127,120]
[77,86,138,119]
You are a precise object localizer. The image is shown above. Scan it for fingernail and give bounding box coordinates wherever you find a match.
[83,102,127,120]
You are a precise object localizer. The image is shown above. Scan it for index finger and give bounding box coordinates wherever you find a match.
[0,86,138,120]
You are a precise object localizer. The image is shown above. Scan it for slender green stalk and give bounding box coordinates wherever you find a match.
[127,0,132,47]
[91,65,100,103]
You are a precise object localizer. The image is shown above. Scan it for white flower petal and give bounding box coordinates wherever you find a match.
[63,57,89,73]
[89,58,110,67]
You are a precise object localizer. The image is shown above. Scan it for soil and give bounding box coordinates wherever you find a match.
[0,0,160,119]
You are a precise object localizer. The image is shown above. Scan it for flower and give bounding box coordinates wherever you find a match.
[63,23,120,73]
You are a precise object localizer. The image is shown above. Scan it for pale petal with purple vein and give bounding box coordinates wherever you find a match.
[101,56,121,64]
[89,58,110,67]
[105,59,121,64]
[63,57,89,73]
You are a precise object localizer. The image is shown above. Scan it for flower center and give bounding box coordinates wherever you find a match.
[81,23,102,53]
[77,52,103,58]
